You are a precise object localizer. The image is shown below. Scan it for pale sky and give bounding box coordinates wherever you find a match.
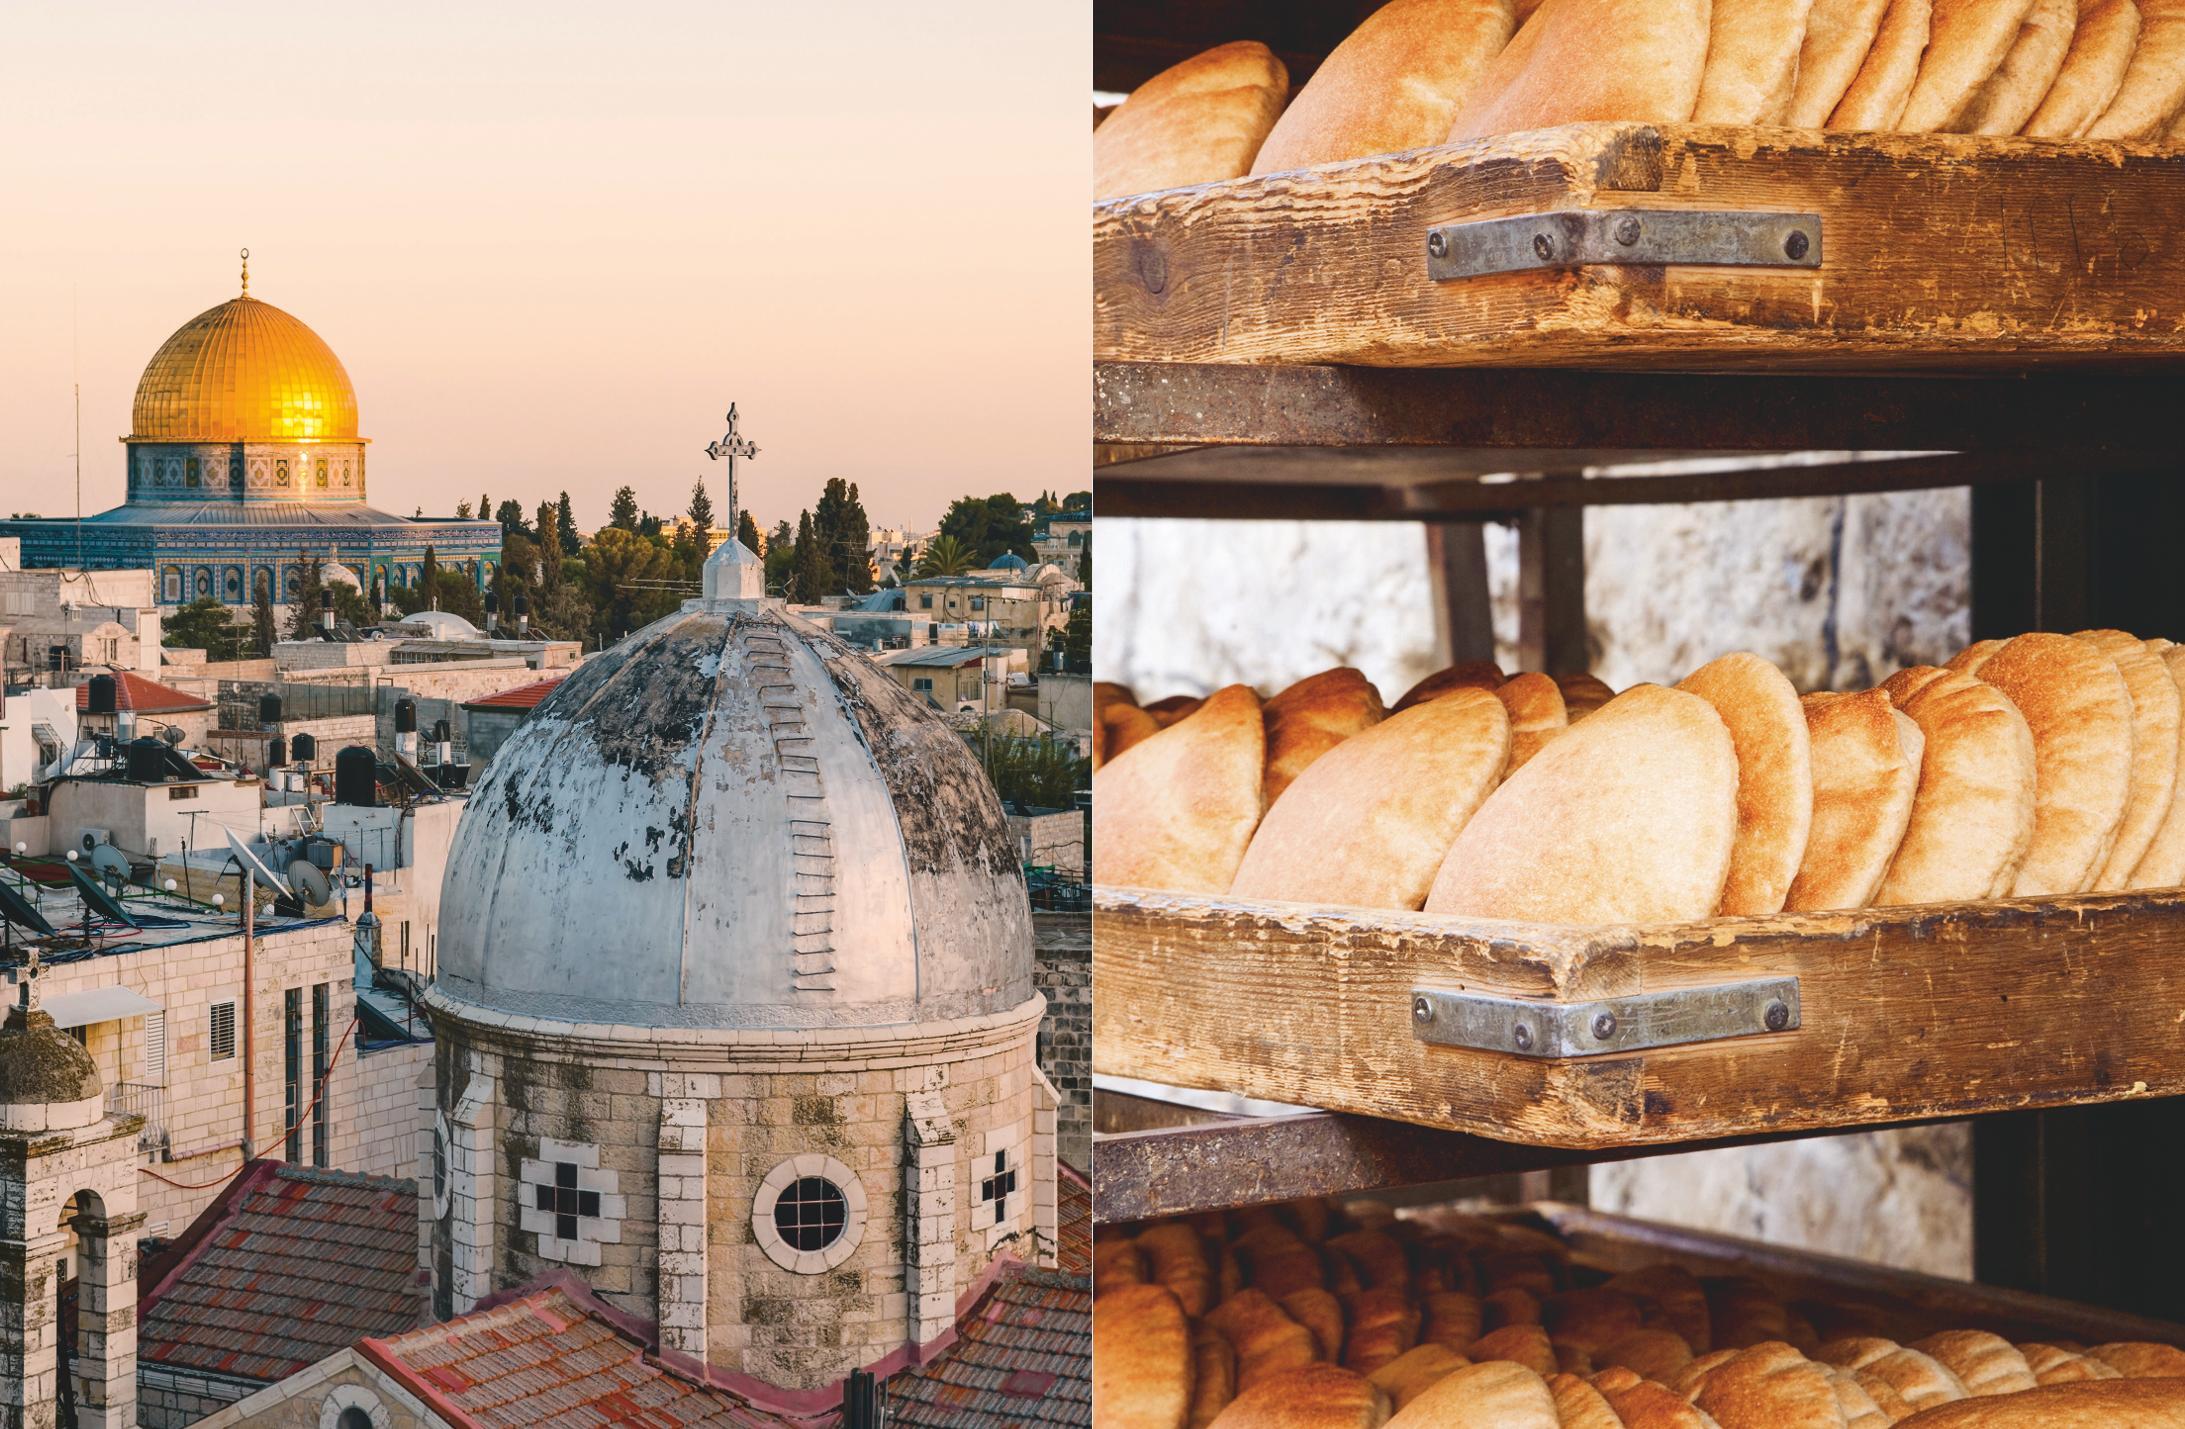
[0,2,1088,536]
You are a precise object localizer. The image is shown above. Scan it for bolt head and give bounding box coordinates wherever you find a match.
[1513,1023,1535,1052]
[1764,999,1791,1032]
[1614,216,1642,247]
[1592,1010,1618,1041]
[1532,232,1555,261]
[1427,231,1448,259]
[1413,995,1435,1024]
[1784,229,1811,261]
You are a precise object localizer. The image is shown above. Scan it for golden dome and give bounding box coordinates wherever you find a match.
[130,293,359,442]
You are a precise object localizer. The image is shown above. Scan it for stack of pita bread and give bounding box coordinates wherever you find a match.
[1093,630,2185,924]
[1093,1194,2185,1427]
[1094,0,2185,199]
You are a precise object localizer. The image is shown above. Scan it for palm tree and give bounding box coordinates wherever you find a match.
[914,534,978,577]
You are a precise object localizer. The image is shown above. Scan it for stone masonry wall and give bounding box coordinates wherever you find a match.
[1035,913,1091,1171]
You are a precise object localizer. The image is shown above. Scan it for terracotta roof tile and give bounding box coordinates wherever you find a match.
[887,1268,1091,1427]
[460,674,567,712]
[76,669,215,714]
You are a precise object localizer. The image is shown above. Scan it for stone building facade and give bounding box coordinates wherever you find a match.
[1035,912,1092,1170]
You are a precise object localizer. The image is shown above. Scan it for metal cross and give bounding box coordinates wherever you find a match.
[704,404,759,532]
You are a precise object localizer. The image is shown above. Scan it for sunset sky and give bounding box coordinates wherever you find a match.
[0,2,1087,536]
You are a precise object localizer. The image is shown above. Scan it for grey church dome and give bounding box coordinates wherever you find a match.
[435,585,1035,1031]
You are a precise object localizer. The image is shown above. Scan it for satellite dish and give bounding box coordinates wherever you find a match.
[224,830,292,900]
[90,844,132,884]
[162,726,187,746]
[287,859,332,907]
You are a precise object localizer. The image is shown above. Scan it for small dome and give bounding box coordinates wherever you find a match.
[398,610,481,640]
[323,561,363,590]
[0,1000,104,1133]
[132,294,360,442]
[436,602,1033,1030]
[990,553,1029,571]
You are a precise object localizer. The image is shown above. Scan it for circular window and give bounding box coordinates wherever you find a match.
[752,1154,866,1274]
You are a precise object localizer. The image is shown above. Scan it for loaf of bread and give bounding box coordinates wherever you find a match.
[1264,668,1387,806]
[1094,684,1268,894]
[1252,0,1516,173]
[2024,0,2142,133]
[1496,673,1571,772]
[1894,1379,2185,1424]
[2088,0,2185,136]
[1395,661,1504,713]
[1095,41,1290,200]
[1789,0,1897,123]
[1206,1363,1393,1428]
[1875,668,2037,904]
[1954,0,2081,132]
[1695,0,1823,122]
[1444,0,1713,142]
[1832,0,1937,126]
[1097,1282,1195,1429]
[2129,639,2185,884]
[1784,691,1923,912]
[2075,629,2181,889]
[1557,673,1617,719]
[1678,653,1814,916]
[1896,0,2042,130]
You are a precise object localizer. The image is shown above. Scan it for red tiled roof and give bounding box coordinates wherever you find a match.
[361,1278,803,1428]
[886,1268,1091,1427]
[460,674,567,713]
[76,669,214,714]
[1056,1164,1092,1276]
[139,1161,420,1384]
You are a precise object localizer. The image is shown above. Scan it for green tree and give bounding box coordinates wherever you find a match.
[608,486,640,532]
[764,519,796,593]
[556,491,581,554]
[422,545,441,594]
[479,492,491,524]
[535,502,564,591]
[328,581,375,629]
[836,481,874,593]
[583,527,682,643]
[1062,599,1090,673]
[453,500,473,519]
[495,499,530,541]
[164,597,248,659]
[939,493,1035,566]
[736,509,762,554]
[688,478,715,533]
[1063,490,1091,512]
[978,735,1089,811]
[250,575,277,656]
[284,552,326,639]
[790,510,831,602]
[914,533,978,577]
[1076,528,1091,588]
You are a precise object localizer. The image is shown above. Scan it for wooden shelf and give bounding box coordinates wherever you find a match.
[1094,886,2185,1151]
[1098,123,2185,372]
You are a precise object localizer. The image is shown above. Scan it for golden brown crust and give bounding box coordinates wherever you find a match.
[1946,639,2006,677]
[1469,1323,1561,1378]
[1673,1341,1863,1427]
[2129,641,2185,886]
[1444,0,1713,142]
[1426,684,1737,925]
[1816,1338,1972,1418]
[1557,672,1617,719]
[1095,41,1290,200]
[1785,692,1923,911]
[2025,0,2142,133]
[1208,1289,1323,1391]
[1876,669,2037,904]
[2090,0,2185,135]
[1395,661,1505,712]
[1790,0,1896,123]
[1140,1223,1218,1318]
[2075,630,2181,889]
[1955,0,2081,131]
[2090,1341,2185,1378]
[1591,1367,1728,1427]
[1383,1359,1560,1427]
[1147,694,1210,728]
[1696,0,1822,121]
[1496,672,1570,772]
[1096,1283,1194,1429]
[1281,1288,1347,1362]
[1192,1323,1242,1428]
[1832,0,1937,124]
[1252,0,1516,173]
[1547,1371,1627,1429]
[1094,685,1267,894]
[1367,1344,1471,1409]
[1892,1378,2185,1424]
[1206,1364,1394,1429]
[1104,704,1166,767]
[1543,1289,1649,1354]
[1971,633,2135,896]
[1264,668,1388,807]
[1910,1331,2040,1397]
[1606,1265,1713,1354]
[1344,1286,1425,1373]
[1596,1328,1698,1382]
[1422,1290,1487,1352]
[1678,653,1813,916]
[1899,0,2042,129]
[1882,665,1956,706]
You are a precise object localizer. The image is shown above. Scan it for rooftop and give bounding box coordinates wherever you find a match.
[0,862,334,962]
[887,1268,1091,1428]
[876,645,1017,670]
[459,674,568,713]
[139,1161,421,1385]
[75,669,215,714]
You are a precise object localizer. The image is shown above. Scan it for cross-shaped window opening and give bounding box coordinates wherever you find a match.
[533,1159,602,1241]
[979,1149,1018,1227]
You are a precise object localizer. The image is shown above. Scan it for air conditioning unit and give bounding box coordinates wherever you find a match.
[79,828,114,853]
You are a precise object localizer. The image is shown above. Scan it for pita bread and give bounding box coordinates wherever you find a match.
[1395,661,1504,712]
[1956,0,2084,132]
[1384,1360,1559,1428]
[1556,672,1616,719]
[1208,1290,1324,1390]
[1233,690,1511,912]
[1095,41,1290,200]
[1912,1331,2041,1397]
[2128,641,2185,886]
[1791,0,1897,123]
[1876,669,2038,904]
[1444,0,1713,143]
[2090,1341,2185,1377]
[1594,1329,1698,1382]
[1588,1368,1722,1428]
[1887,1380,2185,1423]
[1677,653,1813,916]
[1544,1373,1623,1429]
[1785,690,1924,911]
[1093,685,1267,894]
[1946,637,2006,676]
[1974,633,2135,895]
[1145,693,1208,727]
[1368,1345,1471,1410]
[1495,673,1569,771]
[1192,1324,1240,1427]
[1697,0,1824,121]
[1898,0,2042,129]
[1673,1342,1858,1425]
[1103,703,1165,767]
[1817,1338,1973,1419]
[1253,0,1517,174]
[2089,0,2185,134]
[1207,1364,1393,1429]
[2024,0,2143,134]
[1425,685,1738,925]
[2020,1343,2124,1384]
[1882,663,1958,706]
[2075,630,2179,888]
[1264,668,1387,806]
[1094,1284,1193,1429]
[1833,0,1937,124]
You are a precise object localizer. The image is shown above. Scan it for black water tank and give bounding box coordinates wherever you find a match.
[484,591,499,617]
[86,674,116,715]
[432,718,452,744]
[267,736,287,767]
[513,593,531,618]
[125,736,167,782]
[394,698,417,734]
[334,746,378,806]
[291,732,317,762]
[258,692,282,724]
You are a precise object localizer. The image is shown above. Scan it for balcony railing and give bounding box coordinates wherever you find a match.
[107,1082,166,1151]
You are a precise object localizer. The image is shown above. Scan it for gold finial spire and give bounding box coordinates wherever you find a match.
[240,247,250,296]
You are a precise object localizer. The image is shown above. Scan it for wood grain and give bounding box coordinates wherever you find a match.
[1094,122,2185,369]
[1093,886,2185,1148]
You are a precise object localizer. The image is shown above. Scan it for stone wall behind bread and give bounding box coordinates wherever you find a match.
[1095,488,1975,1278]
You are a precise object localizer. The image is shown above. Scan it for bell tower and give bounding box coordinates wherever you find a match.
[0,953,146,1429]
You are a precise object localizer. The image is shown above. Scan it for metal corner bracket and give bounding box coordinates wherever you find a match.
[1426,209,1823,281]
[1409,976,1800,1059]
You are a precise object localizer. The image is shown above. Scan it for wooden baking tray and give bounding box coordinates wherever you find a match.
[1095,123,2185,371]
[1094,886,2185,1150]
